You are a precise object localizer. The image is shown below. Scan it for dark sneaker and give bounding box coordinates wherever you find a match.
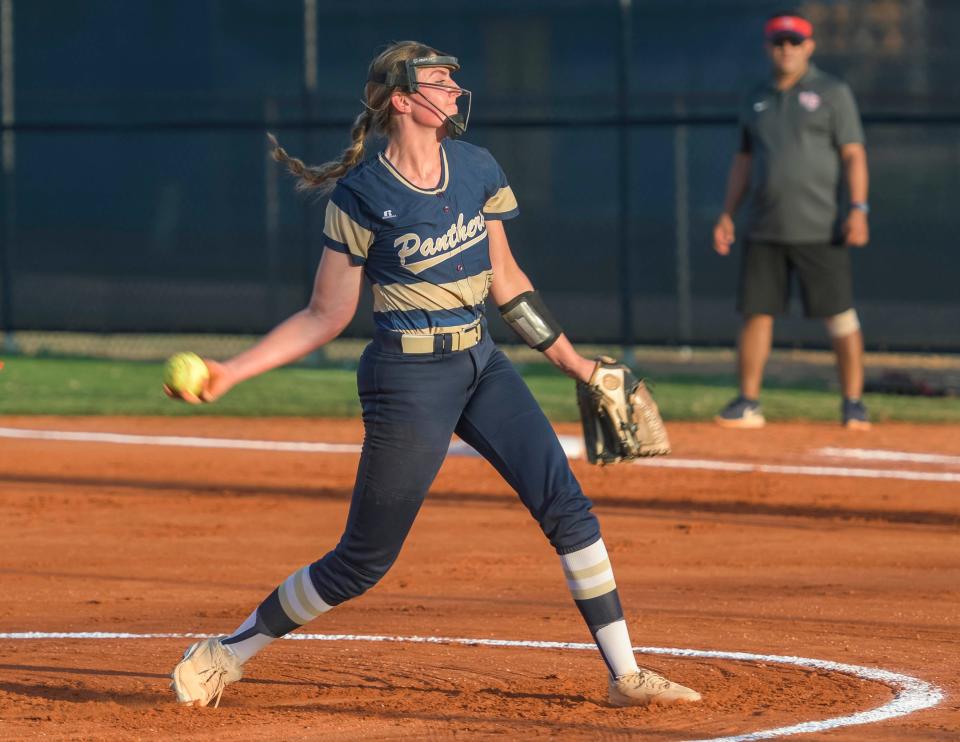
[715,396,765,428]
[842,398,871,430]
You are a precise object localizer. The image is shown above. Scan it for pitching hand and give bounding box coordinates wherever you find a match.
[713,213,735,255]
[163,359,235,404]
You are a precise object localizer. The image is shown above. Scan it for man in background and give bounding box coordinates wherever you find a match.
[712,9,870,430]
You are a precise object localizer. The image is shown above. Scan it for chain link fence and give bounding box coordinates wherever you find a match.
[1,0,958,355]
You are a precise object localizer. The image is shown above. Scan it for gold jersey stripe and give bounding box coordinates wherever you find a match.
[372,270,492,314]
[324,201,374,259]
[562,558,613,582]
[484,186,518,215]
[570,578,618,602]
[378,146,450,194]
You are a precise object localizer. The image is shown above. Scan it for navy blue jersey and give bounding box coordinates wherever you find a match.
[322,139,519,335]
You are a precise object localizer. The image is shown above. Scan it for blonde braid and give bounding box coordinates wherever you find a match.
[267,109,371,194]
[267,40,441,193]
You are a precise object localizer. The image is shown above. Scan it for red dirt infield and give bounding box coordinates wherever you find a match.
[0,416,958,740]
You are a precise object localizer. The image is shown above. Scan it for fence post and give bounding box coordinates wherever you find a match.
[616,0,633,348]
[264,98,281,325]
[673,101,692,343]
[300,0,323,366]
[301,0,318,311]
[1,0,15,352]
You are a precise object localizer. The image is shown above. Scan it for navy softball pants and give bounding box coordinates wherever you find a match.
[309,332,601,606]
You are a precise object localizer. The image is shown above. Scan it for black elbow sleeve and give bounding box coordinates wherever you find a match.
[498,290,563,351]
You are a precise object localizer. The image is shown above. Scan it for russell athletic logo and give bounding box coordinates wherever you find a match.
[394,212,487,273]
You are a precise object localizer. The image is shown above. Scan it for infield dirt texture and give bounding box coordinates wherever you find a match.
[0,416,957,740]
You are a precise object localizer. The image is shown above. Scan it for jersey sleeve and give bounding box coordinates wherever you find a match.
[323,183,375,265]
[482,153,520,221]
[831,83,865,148]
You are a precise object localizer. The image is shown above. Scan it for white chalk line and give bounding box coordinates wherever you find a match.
[815,446,960,467]
[0,426,362,454]
[3,426,959,484]
[631,457,960,483]
[0,631,942,741]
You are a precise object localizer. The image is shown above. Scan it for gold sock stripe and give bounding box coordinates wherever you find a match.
[570,578,618,601]
[295,566,332,616]
[563,557,616,601]
[278,573,312,626]
[560,539,617,601]
[277,567,329,626]
[562,558,613,581]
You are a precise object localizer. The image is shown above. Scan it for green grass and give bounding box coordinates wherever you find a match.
[0,357,361,417]
[2,355,960,423]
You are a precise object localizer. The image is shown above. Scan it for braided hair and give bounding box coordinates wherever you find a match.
[268,40,441,193]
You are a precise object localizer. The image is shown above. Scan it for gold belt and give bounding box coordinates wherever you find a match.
[399,324,483,354]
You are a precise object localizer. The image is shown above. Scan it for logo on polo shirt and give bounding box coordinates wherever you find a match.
[798,91,821,111]
[383,209,397,219]
[753,100,769,112]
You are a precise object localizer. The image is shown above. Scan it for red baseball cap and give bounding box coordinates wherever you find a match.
[765,14,813,43]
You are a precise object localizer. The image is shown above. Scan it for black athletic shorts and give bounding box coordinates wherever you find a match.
[737,240,854,318]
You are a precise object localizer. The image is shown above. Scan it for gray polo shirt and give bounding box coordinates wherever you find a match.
[739,64,864,244]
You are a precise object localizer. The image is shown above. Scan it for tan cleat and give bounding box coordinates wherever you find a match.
[170,638,244,708]
[608,667,702,707]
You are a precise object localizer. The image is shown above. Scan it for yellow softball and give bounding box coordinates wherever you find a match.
[163,352,210,397]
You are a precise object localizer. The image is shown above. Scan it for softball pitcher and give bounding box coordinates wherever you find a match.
[167,41,700,709]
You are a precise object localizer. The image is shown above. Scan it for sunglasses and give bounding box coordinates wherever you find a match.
[771,36,805,47]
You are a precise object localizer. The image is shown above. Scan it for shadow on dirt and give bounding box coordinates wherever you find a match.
[1,472,957,527]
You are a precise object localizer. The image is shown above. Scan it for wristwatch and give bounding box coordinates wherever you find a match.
[850,201,870,214]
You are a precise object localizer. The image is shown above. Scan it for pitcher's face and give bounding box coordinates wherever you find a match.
[410,66,463,128]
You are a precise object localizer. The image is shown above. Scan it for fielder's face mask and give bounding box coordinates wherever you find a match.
[369,55,472,138]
